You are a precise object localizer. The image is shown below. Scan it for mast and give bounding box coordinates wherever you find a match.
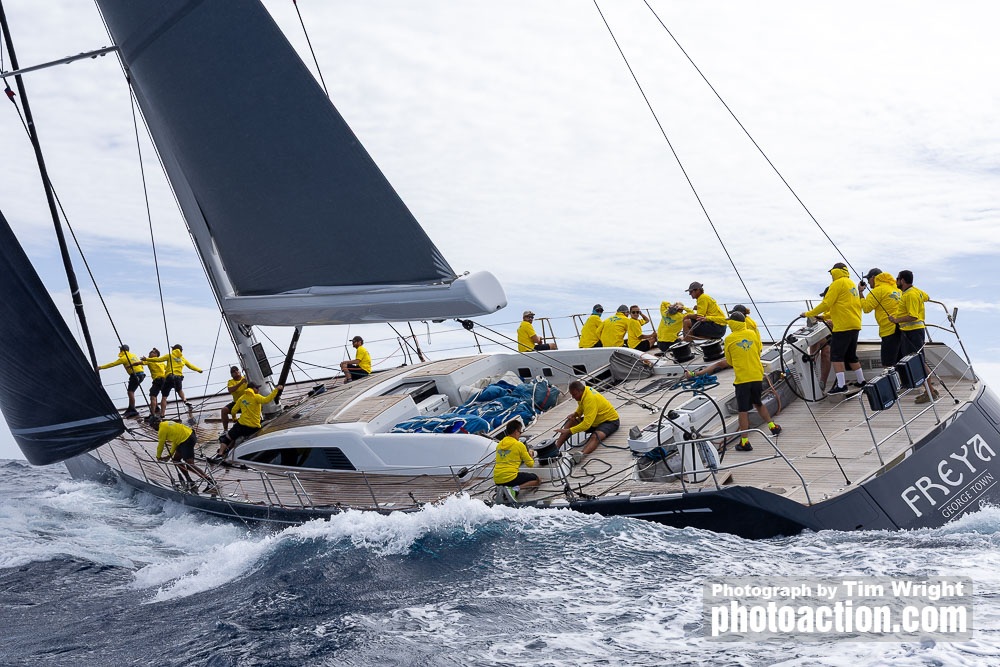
[0,2,100,368]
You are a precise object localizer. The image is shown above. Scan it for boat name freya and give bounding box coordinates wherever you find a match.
[901,434,997,518]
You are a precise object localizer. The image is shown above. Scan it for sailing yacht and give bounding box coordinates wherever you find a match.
[1,0,999,538]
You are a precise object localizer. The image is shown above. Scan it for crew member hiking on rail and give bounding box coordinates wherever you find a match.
[517,310,557,352]
[578,304,605,348]
[682,282,727,341]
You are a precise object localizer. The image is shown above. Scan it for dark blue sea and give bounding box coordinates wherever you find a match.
[2,459,999,666]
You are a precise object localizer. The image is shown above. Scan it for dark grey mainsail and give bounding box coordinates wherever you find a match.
[95,0,505,325]
[0,209,125,465]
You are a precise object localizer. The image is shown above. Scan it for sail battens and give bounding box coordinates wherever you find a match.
[11,414,123,436]
[95,0,501,309]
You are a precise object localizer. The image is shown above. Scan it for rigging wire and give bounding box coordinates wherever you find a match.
[291,0,330,97]
[639,0,861,282]
[591,0,775,342]
[126,83,183,420]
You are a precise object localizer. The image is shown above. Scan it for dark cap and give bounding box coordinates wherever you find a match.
[616,304,629,314]
[522,310,534,318]
[171,344,182,351]
[731,304,749,315]
[831,262,848,271]
[864,267,882,281]
[686,281,703,292]
[351,335,363,343]
[119,344,129,352]
[592,304,604,313]
[728,311,746,322]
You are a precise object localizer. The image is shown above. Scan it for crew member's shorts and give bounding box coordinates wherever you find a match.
[586,419,620,439]
[690,320,726,339]
[829,329,860,364]
[533,343,553,351]
[632,340,652,353]
[126,372,146,393]
[149,377,165,397]
[222,422,260,444]
[163,374,183,396]
[173,432,197,460]
[900,328,927,362]
[735,381,764,412]
[496,472,539,487]
[656,339,676,352]
[348,367,370,381]
[880,329,902,367]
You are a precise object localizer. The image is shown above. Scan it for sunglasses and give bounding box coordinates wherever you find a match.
[630,310,641,314]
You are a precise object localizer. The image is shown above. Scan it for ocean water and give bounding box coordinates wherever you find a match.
[2,460,999,666]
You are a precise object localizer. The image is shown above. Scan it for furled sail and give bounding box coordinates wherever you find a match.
[95,0,505,325]
[0,210,124,465]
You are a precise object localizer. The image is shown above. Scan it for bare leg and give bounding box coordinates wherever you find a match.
[220,406,230,430]
[581,430,609,456]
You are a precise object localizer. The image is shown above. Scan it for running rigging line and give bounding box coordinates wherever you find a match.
[591,1,776,343]
[640,0,860,280]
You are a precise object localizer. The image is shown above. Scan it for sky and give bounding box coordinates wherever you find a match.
[0,0,998,460]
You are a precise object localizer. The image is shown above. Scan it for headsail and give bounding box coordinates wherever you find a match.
[95,0,505,325]
[0,210,124,465]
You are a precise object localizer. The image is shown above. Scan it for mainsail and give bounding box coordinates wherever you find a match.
[95,0,505,325]
[0,209,125,465]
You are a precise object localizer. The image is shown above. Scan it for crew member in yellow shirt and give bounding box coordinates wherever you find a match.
[858,267,902,367]
[143,344,203,416]
[890,269,938,404]
[627,305,656,352]
[153,416,215,493]
[686,311,781,451]
[216,382,284,458]
[96,344,145,418]
[553,380,620,457]
[656,302,692,352]
[578,304,605,348]
[145,348,166,418]
[682,282,728,341]
[221,365,248,431]
[599,305,630,347]
[493,420,539,502]
[517,311,557,352]
[801,263,864,395]
[340,336,373,383]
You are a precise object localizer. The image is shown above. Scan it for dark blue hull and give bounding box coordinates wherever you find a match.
[65,388,1000,538]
